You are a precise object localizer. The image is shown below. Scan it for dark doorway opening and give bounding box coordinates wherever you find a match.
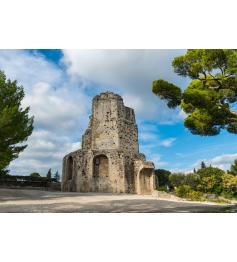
[93,155,109,192]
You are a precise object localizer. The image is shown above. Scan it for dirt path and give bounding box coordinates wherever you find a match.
[0,188,236,213]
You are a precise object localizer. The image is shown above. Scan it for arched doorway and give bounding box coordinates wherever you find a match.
[139,168,153,195]
[93,154,109,192]
[67,156,73,181]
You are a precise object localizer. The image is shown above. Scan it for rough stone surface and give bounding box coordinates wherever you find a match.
[62,91,155,194]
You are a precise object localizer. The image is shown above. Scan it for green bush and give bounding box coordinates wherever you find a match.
[175,185,192,198]
[185,190,203,201]
[175,185,203,201]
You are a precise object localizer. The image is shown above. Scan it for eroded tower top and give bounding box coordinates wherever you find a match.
[82,92,139,153]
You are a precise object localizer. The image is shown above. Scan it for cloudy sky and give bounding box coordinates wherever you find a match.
[1,49,237,177]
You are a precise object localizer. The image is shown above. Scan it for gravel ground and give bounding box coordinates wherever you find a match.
[0,188,236,213]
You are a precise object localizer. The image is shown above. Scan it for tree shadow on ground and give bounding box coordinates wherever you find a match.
[0,194,236,213]
[0,188,123,202]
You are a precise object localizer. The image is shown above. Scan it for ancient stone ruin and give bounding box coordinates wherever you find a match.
[62,92,155,194]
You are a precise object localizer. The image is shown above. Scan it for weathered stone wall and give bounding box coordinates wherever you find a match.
[91,94,120,150]
[118,106,139,154]
[62,91,155,194]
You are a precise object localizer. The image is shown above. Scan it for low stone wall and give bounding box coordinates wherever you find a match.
[152,190,182,201]
[0,176,61,191]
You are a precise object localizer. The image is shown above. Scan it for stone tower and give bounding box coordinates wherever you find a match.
[62,92,155,194]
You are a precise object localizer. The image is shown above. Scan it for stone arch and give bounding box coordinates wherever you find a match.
[139,168,153,195]
[93,154,109,192]
[93,154,109,178]
[67,156,73,181]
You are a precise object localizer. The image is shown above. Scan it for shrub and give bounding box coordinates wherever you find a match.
[175,185,192,198]
[175,185,203,201]
[186,190,203,201]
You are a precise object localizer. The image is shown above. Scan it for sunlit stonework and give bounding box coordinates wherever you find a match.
[62,92,155,194]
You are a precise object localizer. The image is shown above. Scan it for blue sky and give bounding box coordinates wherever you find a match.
[1,49,237,176]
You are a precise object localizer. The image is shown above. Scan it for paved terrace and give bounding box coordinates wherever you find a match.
[0,188,236,213]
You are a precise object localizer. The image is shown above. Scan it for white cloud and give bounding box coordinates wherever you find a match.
[10,129,82,176]
[149,155,168,169]
[0,49,189,176]
[178,109,187,120]
[0,50,62,91]
[62,49,188,122]
[0,50,90,176]
[193,153,237,171]
[160,137,176,147]
[139,132,158,142]
[23,82,90,133]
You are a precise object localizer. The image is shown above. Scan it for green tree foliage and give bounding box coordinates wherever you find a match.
[222,173,237,195]
[152,80,182,108]
[54,170,60,182]
[0,71,34,175]
[184,173,200,190]
[168,164,237,200]
[200,161,206,169]
[175,185,203,201]
[169,172,200,190]
[152,49,237,136]
[229,159,237,176]
[46,168,52,179]
[196,166,225,194]
[169,173,186,188]
[158,164,237,200]
[30,172,41,178]
[175,185,192,198]
[155,169,171,187]
[0,168,9,176]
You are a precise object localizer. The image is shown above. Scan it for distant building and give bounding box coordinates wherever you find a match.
[62,92,155,194]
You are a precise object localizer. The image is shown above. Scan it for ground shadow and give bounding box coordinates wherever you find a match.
[0,189,236,213]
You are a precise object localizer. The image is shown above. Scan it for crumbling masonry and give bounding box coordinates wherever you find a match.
[62,92,155,194]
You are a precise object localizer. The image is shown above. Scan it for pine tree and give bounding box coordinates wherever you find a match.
[153,50,237,136]
[54,170,60,182]
[46,168,52,179]
[0,71,34,175]
[201,161,206,169]
[230,159,237,176]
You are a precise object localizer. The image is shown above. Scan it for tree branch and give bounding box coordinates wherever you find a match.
[230,110,237,117]
[219,66,224,75]
[208,72,223,87]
